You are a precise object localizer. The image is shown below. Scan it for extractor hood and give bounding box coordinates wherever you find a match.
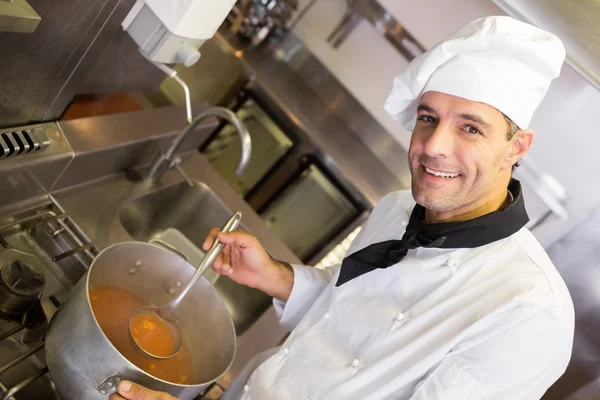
[0,0,41,33]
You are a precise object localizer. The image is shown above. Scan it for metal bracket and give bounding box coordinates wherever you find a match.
[327,0,426,62]
[97,376,121,397]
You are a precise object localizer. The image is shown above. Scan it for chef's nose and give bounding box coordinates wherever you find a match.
[423,122,454,158]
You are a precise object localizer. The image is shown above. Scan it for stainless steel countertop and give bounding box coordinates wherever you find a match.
[213,31,407,207]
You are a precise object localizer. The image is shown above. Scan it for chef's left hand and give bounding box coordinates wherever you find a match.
[109,380,178,400]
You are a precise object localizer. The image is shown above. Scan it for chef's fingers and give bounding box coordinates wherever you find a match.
[211,250,231,274]
[215,230,258,250]
[211,250,234,275]
[202,227,221,251]
[203,228,256,251]
[109,394,125,400]
[222,250,231,269]
[115,380,178,400]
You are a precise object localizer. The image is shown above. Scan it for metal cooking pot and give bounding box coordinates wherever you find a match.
[45,242,236,400]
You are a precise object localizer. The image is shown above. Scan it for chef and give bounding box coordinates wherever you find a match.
[111,15,574,400]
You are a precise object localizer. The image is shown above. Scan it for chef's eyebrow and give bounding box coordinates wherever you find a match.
[418,103,493,130]
[458,113,493,130]
[417,104,436,114]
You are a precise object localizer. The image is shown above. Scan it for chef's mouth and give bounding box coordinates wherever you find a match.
[421,165,462,180]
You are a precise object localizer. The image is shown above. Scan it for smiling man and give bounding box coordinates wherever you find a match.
[117,15,574,400]
[409,93,528,224]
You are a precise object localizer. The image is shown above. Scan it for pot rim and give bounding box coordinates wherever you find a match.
[85,241,237,388]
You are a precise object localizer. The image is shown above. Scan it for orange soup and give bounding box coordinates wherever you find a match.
[131,312,177,358]
[89,286,193,384]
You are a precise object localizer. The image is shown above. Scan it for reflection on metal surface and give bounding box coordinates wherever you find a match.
[0,0,41,33]
[327,0,426,61]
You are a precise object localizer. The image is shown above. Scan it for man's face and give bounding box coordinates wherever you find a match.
[408,91,516,215]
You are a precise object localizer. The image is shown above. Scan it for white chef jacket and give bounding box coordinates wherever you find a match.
[236,190,575,400]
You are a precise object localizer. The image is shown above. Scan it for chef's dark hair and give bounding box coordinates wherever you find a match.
[503,114,521,170]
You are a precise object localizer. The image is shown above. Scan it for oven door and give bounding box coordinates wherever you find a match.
[258,157,364,263]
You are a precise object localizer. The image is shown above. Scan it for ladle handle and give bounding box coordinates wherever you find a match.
[171,212,242,307]
[197,211,241,276]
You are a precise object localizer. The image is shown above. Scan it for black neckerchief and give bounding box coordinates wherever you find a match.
[335,179,529,287]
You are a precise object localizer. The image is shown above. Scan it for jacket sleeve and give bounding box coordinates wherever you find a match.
[409,304,573,400]
[272,264,340,331]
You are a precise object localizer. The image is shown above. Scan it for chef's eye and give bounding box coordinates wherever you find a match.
[417,115,436,123]
[464,125,482,135]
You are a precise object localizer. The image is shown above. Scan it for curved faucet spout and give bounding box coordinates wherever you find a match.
[144,107,252,185]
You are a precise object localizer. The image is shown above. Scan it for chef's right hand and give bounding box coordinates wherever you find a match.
[109,380,177,400]
[203,228,294,302]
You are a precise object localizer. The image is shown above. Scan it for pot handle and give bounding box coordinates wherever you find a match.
[97,376,121,397]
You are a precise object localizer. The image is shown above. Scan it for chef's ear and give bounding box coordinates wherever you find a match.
[503,129,534,169]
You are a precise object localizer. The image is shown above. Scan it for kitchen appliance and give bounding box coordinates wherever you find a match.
[201,83,369,264]
[46,241,237,400]
[122,0,237,66]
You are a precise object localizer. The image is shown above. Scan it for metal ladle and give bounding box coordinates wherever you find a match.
[129,211,242,359]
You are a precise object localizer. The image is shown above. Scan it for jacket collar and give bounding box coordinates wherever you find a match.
[335,179,529,286]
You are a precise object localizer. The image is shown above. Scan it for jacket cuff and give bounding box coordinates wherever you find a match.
[273,264,332,331]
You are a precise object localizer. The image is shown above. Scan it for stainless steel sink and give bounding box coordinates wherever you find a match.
[118,180,273,335]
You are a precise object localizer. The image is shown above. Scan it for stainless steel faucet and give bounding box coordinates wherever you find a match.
[139,107,252,186]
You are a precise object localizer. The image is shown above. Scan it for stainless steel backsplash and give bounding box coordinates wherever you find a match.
[0,123,73,212]
[262,33,411,187]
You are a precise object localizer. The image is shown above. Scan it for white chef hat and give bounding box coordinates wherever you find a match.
[384,16,566,131]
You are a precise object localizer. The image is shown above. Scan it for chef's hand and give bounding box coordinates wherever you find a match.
[109,380,178,400]
[203,228,294,301]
